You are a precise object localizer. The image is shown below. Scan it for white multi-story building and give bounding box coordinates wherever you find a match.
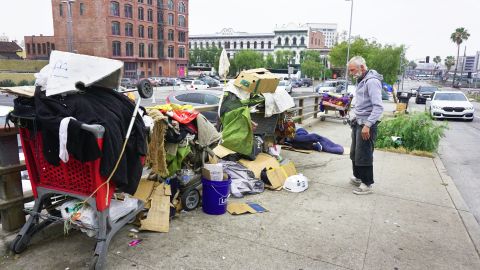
[189,23,337,64]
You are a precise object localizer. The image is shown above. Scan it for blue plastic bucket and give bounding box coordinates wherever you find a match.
[201,177,231,215]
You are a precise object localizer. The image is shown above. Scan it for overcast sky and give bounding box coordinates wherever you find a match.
[1,0,479,61]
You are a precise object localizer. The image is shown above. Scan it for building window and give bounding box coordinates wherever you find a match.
[179,47,185,58]
[59,4,64,17]
[157,0,163,8]
[285,37,289,45]
[112,41,121,56]
[26,44,30,54]
[168,30,174,41]
[261,41,264,49]
[193,42,197,49]
[206,42,209,48]
[138,0,144,3]
[80,3,85,15]
[148,44,154,57]
[225,42,230,49]
[139,43,145,57]
[36,44,40,54]
[147,0,153,5]
[52,44,55,50]
[112,21,120,35]
[168,13,174,25]
[268,41,272,49]
[157,11,163,23]
[254,41,257,49]
[126,42,134,56]
[158,42,164,58]
[148,27,153,39]
[168,0,174,9]
[125,23,133,36]
[199,42,203,49]
[139,25,145,38]
[138,7,144,20]
[178,15,186,27]
[247,41,250,49]
[168,46,174,58]
[147,9,153,21]
[42,43,46,54]
[293,37,297,45]
[300,37,305,45]
[110,1,120,16]
[240,41,243,49]
[158,28,164,40]
[178,31,186,42]
[179,2,186,13]
[125,4,133,18]
[277,37,281,45]
[32,43,36,54]
[218,42,221,48]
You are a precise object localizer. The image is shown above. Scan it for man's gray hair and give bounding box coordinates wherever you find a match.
[348,56,368,69]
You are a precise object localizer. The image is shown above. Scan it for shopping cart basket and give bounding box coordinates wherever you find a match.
[10,117,144,270]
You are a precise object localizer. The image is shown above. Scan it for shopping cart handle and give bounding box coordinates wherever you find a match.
[81,124,105,138]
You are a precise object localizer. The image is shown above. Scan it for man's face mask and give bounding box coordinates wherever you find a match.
[349,65,363,79]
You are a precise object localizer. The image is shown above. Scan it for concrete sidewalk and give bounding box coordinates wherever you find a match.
[1,118,480,270]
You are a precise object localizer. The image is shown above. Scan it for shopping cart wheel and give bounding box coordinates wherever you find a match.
[343,119,348,125]
[320,116,326,121]
[89,255,100,270]
[181,188,200,211]
[11,235,28,254]
[136,79,153,99]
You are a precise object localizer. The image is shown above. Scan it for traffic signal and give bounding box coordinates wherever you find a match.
[426,56,430,63]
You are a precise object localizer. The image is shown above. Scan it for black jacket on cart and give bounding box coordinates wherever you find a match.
[34,86,147,194]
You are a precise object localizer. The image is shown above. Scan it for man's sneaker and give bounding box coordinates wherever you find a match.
[350,176,362,187]
[353,183,373,195]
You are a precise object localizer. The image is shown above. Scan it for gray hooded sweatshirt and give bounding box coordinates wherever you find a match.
[353,70,384,127]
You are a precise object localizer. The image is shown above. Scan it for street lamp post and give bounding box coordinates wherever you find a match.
[62,0,75,53]
[344,0,354,90]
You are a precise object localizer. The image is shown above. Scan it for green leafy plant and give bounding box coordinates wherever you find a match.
[375,113,447,153]
[17,79,30,86]
[0,79,16,87]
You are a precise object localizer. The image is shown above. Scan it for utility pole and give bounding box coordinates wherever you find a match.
[344,0,354,90]
[459,46,466,87]
[62,0,75,53]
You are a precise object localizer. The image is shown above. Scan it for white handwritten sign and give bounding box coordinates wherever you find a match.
[45,50,124,96]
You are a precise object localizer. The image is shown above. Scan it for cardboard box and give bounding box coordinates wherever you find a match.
[265,161,297,190]
[396,103,407,112]
[227,202,268,215]
[234,68,280,94]
[239,153,280,179]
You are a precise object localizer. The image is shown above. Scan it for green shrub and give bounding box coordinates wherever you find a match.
[375,113,447,153]
[0,79,16,87]
[30,79,36,86]
[17,79,30,86]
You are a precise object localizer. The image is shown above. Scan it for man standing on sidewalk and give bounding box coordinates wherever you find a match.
[348,56,384,195]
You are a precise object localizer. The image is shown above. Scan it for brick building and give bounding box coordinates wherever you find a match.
[24,35,56,60]
[26,0,189,78]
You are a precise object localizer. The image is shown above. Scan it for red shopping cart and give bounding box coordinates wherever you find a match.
[11,119,144,270]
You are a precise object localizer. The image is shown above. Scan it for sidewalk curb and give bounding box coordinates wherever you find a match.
[433,156,480,257]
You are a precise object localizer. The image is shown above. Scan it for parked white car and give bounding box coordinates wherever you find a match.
[187,80,210,90]
[315,80,342,93]
[426,91,474,121]
[277,80,293,94]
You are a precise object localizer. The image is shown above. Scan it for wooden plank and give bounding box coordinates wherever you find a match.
[0,162,26,177]
[0,190,34,210]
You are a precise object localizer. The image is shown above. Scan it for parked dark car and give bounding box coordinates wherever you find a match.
[199,76,220,87]
[300,78,313,87]
[166,90,222,124]
[290,78,303,88]
[415,86,438,104]
[120,78,135,89]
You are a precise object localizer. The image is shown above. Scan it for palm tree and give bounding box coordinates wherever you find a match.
[444,56,455,72]
[450,27,470,86]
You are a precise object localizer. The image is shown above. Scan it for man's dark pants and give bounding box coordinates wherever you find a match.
[350,121,377,186]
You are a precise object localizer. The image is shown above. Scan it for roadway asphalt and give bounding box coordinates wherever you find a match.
[400,79,480,224]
